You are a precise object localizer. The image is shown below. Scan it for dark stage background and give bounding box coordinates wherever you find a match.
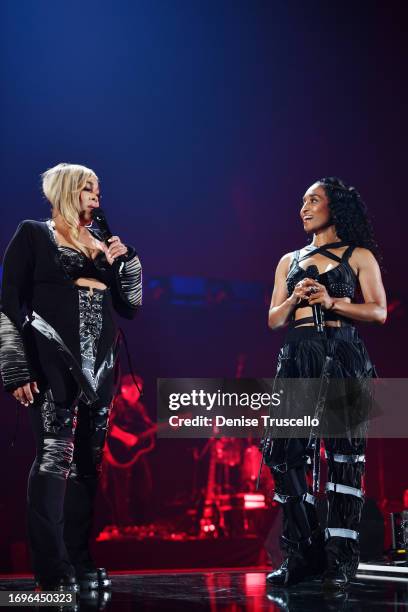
[0,0,407,571]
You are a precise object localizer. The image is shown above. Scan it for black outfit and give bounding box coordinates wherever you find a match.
[265,242,376,588]
[0,219,142,584]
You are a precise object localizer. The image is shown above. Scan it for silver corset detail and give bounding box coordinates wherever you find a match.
[78,288,104,391]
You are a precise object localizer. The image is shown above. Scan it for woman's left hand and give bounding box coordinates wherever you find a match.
[306,281,335,311]
[104,236,128,265]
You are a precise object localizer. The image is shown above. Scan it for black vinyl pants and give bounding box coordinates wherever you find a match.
[26,288,116,580]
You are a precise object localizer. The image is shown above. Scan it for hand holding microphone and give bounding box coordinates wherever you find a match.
[304,265,325,332]
[304,270,335,310]
[105,236,128,265]
[303,265,337,332]
[91,208,128,265]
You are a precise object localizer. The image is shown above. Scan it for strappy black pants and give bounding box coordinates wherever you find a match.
[265,326,375,564]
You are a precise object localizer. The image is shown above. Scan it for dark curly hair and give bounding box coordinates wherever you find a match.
[316,176,383,266]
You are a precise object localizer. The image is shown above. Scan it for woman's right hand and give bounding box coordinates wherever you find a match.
[12,382,40,406]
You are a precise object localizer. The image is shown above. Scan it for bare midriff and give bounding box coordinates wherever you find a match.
[294,298,351,327]
[73,278,108,294]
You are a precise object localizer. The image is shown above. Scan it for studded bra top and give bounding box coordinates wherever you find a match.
[286,242,357,324]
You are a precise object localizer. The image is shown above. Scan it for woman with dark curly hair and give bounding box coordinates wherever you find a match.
[263,177,386,589]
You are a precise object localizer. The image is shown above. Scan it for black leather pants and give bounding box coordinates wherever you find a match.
[27,288,116,580]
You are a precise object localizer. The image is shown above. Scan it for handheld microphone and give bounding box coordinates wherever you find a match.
[91,208,126,265]
[305,265,325,333]
[91,208,113,242]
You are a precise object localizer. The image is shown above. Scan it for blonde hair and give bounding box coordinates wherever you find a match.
[41,162,98,254]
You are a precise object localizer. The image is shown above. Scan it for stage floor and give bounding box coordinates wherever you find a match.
[0,568,407,610]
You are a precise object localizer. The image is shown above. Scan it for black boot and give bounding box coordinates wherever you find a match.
[65,462,112,590]
[74,557,112,590]
[267,458,326,587]
[322,446,365,589]
[322,534,360,589]
[267,528,326,587]
[35,574,79,592]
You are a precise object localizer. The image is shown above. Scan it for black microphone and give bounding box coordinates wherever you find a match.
[91,208,126,264]
[90,208,113,242]
[305,265,325,333]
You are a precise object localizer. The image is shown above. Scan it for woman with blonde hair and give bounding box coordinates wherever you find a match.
[0,163,142,591]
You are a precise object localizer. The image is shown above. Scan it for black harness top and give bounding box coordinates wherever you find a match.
[286,241,357,326]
